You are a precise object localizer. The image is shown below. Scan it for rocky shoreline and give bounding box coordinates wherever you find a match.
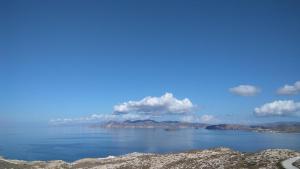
[0,148,299,169]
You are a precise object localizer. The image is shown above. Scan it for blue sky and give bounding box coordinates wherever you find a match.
[1,0,300,126]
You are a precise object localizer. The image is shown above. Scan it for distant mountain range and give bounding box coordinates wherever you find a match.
[92,120,300,133]
[92,120,208,129]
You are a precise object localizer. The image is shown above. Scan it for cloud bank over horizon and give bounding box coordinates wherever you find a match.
[50,113,217,125]
[254,100,300,117]
[49,113,149,125]
[229,85,260,96]
[113,93,196,115]
[50,93,217,125]
[49,89,300,126]
[277,81,300,95]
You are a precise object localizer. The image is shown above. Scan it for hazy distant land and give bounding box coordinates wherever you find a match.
[92,120,300,133]
[91,120,207,129]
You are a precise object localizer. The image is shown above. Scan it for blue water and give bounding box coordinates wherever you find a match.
[0,126,300,162]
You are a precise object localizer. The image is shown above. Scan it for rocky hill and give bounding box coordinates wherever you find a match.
[1,148,299,169]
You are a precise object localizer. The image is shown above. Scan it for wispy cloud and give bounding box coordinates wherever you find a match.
[50,113,149,125]
[181,114,217,123]
[277,81,300,95]
[229,85,260,96]
[113,92,196,115]
[254,100,300,117]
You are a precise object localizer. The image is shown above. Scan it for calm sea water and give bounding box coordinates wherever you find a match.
[0,126,300,162]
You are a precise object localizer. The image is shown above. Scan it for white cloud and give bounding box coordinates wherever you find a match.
[229,85,260,96]
[50,93,200,125]
[113,92,196,115]
[181,114,217,123]
[254,100,300,117]
[277,81,300,95]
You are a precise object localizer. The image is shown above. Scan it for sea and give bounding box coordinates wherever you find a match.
[0,126,300,162]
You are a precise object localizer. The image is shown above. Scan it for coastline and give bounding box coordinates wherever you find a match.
[1,147,300,169]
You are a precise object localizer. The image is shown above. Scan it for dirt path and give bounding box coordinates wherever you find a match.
[281,157,300,169]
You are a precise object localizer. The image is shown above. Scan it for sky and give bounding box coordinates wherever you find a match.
[1,0,300,126]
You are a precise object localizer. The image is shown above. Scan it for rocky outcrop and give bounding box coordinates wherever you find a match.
[1,148,299,169]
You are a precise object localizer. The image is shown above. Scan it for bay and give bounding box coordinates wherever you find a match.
[0,126,300,162]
